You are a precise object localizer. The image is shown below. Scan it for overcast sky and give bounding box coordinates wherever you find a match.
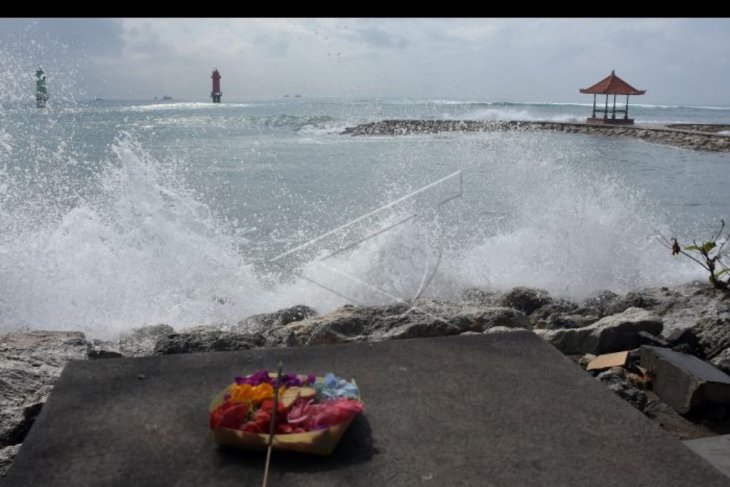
[2,18,729,105]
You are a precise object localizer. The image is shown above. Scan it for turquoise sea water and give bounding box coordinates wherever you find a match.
[1,97,729,337]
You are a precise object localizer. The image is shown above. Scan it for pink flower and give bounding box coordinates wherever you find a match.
[307,398,364,430]
[287,397,315,425]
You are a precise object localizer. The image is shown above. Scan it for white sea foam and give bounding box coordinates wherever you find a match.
[121,102,252,112]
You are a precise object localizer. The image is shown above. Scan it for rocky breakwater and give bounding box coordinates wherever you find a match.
[342,120,730,153]
[3,282,730,476]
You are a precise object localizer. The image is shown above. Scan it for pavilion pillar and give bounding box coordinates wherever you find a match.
[612,94,617,119]
[592,94,596,118]
[625,95,630,120]
[604,94,609,119]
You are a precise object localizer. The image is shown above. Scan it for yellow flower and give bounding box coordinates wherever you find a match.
[228,383,275,406]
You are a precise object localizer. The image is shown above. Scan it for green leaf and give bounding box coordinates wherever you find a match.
[684,245,700,252]
[716,269,730,277]
[702,241,717,253]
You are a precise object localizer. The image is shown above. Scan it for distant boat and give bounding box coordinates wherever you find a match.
[294,94,301,98]
[162,95,173,101]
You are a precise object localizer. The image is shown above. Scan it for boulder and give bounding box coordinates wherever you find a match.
[501,287,552,314]
[581,290,619,315]
[533,313,600,330]
[288,302,531,346]
[119,324,175,357]
[693,315,730,359]
[604,290,660,315]
[536,307,662,355]
[0,331,88,447]
[153,330,262,355]
[234,305,318,333]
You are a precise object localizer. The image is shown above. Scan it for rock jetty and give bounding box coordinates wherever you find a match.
[342,120,730,153]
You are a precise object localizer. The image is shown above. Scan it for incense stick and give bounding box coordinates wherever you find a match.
[262,362,283,487]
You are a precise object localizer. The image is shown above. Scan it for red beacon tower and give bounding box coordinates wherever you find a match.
[211,69,222,103]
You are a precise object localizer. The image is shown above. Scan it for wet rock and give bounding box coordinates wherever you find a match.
[641,346,730,414]
[0,331,88,447]
[581,290,619,315]
[501,287,552,314]
[289,302,531,346]
[667,327,702,350]
[484,326,526,334]
[87,339,123,359]
[693,315,730,359]
[460,288,504,307]
[153,330,262,354]
[636,331,671,348]
[235,305,318,333]
[0,443,21,477]
[604,291,660,315]
[119,324,175,357]
[381,318,461,341]
[535,307,663,355]
[711,348,730,375]
[229,305,319,348]
[534,313,599,330]
[597,368,648,411]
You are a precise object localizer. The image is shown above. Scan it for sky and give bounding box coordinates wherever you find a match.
[1,18,730,105]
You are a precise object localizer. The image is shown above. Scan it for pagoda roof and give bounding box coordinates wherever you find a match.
[580,71,646,96]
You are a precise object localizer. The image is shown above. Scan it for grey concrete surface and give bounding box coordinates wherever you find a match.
[684,434,730,479]
[4,332,730,486]
[641,346,730,414]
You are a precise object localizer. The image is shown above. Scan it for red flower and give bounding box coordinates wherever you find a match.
[215,403,250,430]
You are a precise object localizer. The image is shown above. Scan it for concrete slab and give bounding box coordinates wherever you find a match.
[684,434,730,478]
[641,346,730,414]
[4,332,730,486]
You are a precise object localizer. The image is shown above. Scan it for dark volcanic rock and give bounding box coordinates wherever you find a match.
[604,291,660,315]
[501,287,552,315]
[597,368,648,411]
[153,330,262,354]
[581,290,619,315]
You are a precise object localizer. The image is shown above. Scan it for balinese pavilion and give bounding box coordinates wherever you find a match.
[580,70,646,125]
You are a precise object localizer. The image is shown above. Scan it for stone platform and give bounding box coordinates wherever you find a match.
[3,332,728,486]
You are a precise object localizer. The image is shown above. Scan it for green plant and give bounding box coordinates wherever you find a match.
[658,220,730,290]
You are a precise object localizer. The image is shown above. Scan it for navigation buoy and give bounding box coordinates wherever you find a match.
[211,69,222,103]
[36,67,48,109]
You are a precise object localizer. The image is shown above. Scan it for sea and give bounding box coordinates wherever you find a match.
[2,97,730,338]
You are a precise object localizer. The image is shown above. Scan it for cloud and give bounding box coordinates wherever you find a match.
[352,27,409,49]
[1,18,730,105]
